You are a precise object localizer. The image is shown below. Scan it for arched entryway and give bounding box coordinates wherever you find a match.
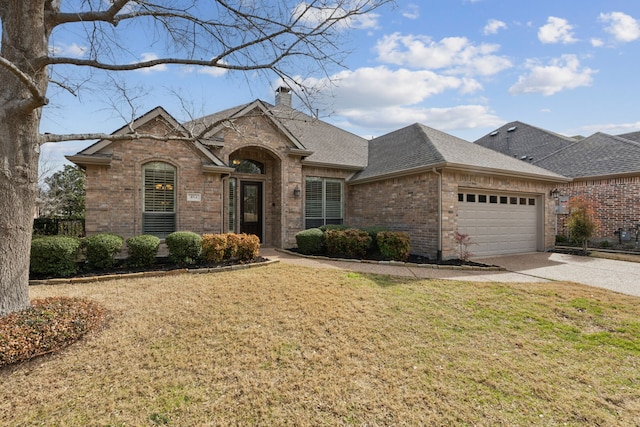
[227,147,282,246]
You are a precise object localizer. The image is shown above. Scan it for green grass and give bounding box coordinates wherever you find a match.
[2,263,640,425]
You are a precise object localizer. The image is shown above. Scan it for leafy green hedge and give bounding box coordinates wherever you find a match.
[84,233,124,270]
[165,231,202,265]
[30,236,82,277]
[295,228,325,255]
[126,235,160,268]
[325,229,372,258]
[377,231,411,261]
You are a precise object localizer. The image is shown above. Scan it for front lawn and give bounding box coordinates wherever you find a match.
[2,263,640,425]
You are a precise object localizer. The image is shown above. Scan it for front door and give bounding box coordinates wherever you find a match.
[240,181,263,242]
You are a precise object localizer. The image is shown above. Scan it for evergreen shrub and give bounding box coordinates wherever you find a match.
[30,236,81,277]
[126,235,160,268]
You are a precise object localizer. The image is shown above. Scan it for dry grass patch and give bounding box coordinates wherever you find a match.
[2,263,640,425]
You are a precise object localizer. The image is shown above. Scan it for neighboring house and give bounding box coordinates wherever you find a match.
[68,89,567,259]
[475,122,640,241]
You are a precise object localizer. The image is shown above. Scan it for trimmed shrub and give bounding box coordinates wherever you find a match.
[126,235,160,268]
[319,224,351,232]
[30,236,81,277]
[360,226,388,253]
[84,233,124,270]
[236,233,261,261]
[224,233,241,259]
[201,233,228,263]
[295,228,325,255]
[165,231,202,265]
[325,228,371,258]
[377,231,411,262]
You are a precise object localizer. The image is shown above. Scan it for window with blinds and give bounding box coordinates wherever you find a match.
[305,177,343,229]
[142,162,176,238]
[228,178,236,232]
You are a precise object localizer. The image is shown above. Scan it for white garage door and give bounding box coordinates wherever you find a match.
[457,192,539,257]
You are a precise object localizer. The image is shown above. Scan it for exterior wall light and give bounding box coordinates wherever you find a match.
[293,184,301,198]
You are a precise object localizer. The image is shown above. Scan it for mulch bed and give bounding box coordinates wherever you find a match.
[286,248,492,268]
[29,256,270,281]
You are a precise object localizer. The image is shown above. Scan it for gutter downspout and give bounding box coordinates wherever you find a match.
[432,168,442,261]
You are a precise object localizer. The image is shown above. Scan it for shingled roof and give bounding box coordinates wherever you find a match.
[184,100,368,169]
[618,130,640,143]
[473,121,576,162]
[350,123,567,183]
[535,132,640,178]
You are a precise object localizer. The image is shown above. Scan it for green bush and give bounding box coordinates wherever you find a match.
[235,233,261,261]
[325,228,371,258]
[165,231,202,265]
[201,233,228,263]
[377,231,411,262]
[84,233,124,270]
[295,228,325,255]
[30,236,81,277]
[360,226,388,253]
[126,235,160,268]
[319,224,351,232]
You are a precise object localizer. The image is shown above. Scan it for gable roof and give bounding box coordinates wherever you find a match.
[350,123,568,184]
[473,121,576,162]
[66,106,230,170]
[184,101,369,169]
[618,130,640,143]
[535,132,640,178]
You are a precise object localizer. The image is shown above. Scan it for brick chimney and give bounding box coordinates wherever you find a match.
[275,86,292,107]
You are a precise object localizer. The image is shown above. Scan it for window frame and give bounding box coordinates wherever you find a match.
[142,161,177,238]
[304,177,344,229]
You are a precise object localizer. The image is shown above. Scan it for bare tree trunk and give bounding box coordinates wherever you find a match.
[0,0,49,315]
[0,119,40,315]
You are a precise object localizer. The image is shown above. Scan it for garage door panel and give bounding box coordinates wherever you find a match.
[458,192,539,257]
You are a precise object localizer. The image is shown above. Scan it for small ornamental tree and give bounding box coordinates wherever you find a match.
[566,196,600,252]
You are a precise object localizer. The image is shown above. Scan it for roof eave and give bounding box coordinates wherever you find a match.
[202,165,235,174]
[65,155,112,167]
[568,171,640,181]
[301,159,365,171]
[444,163,571,183]
[348,163,446,185]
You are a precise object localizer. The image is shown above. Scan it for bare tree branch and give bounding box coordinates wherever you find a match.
[0,56,48,111]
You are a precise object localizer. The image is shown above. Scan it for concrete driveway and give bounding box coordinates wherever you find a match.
[262,249,640,297]
[477,252,640,297]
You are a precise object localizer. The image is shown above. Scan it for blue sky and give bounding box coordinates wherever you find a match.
[41,0,640,174]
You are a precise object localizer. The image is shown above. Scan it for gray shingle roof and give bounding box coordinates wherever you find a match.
[473,121,575,162]
[535,132,640,178]
[184,101,368,168]
[618,131,640,143]
[351,123,566,182]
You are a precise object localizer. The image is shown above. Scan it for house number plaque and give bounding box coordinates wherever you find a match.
[187,192,202,202]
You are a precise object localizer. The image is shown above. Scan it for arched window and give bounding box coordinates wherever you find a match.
[231,159,264,174]
[142,162,176,238]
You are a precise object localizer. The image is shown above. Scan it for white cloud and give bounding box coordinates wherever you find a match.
[292,2,380,30]
[338,104,502,131]
[573,121,640,135]
[483,19,507,35]
[309,66,482,110]
[590,38,604,47]
[599,12,640,42]
[402,4,420,20]
[136,52,168,73]
[538,16,577,44]
[509,55,595,96]
[297,66,500,131]
[49,43,87,58]
[375,33,512,76]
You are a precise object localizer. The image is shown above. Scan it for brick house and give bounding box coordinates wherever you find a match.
[68,89,567,259]
[474,122,640,242]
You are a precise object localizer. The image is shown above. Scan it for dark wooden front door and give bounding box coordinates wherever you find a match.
[240,181,263,242]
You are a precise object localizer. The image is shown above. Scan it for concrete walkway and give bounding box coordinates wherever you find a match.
[261,249,640,297]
